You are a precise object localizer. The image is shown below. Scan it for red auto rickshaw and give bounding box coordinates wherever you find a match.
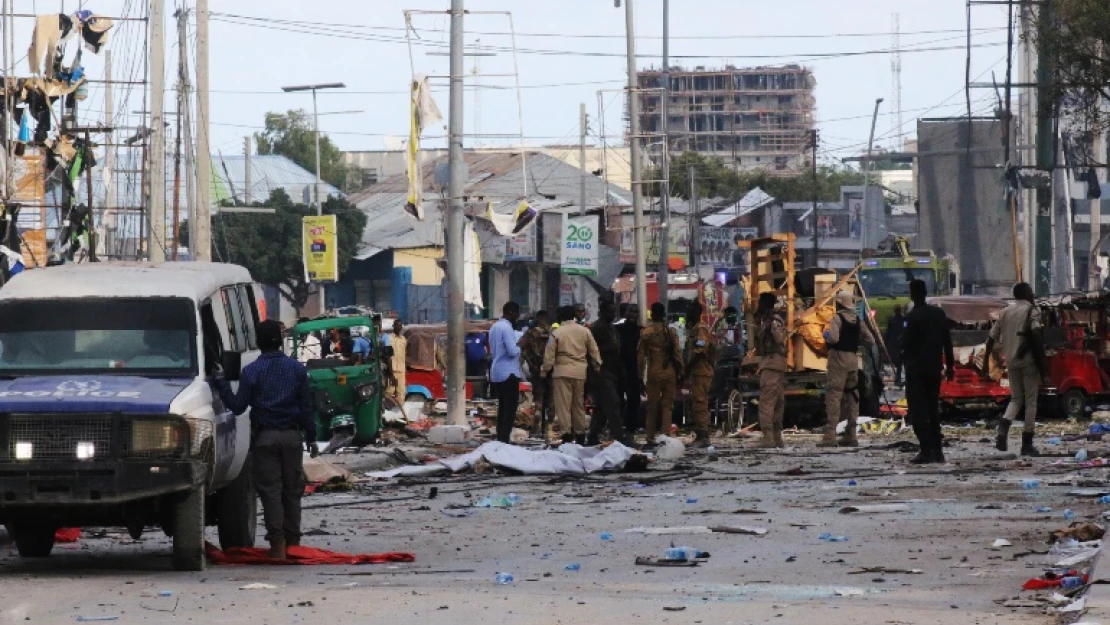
[929,296,1012,415]
[1039,297,1110,418]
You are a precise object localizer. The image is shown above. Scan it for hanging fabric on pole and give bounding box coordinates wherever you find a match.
[404,74,442,221]
[464,219,483,309]
[485,200,538,236]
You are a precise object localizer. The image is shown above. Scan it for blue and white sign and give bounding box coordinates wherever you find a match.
[561,216,598,276]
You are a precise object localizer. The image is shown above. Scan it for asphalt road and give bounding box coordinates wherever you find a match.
[0,430,1099,624]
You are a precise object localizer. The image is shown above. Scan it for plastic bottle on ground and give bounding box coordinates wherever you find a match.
[564,563,581,571]
[600,532,612,541]
[1021,479,1039,489]
[664,547,704,560]
[1064,509,1076,520]
[494,572,514,585]
[1061,576,1085,589]
[1076,449,1089,462]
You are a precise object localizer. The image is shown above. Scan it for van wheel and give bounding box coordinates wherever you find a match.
[217,455,257,549]
[10,523,55,558]
[1061,389,1088,419]
[172,484,206,571]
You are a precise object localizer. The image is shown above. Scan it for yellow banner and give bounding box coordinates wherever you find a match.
[302,215,338,282]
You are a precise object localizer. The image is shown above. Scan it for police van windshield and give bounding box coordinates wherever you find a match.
[0,298,196,377]
[859,268,936,298]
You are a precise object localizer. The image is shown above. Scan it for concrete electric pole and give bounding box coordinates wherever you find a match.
[445,0,468,426]
[148,0,166,262]
[195,0,212,262]
[621,0,649,324]
[657,0,671,308]
[859,98,884,254]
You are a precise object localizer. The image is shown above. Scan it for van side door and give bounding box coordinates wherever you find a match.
[211,285,258,485]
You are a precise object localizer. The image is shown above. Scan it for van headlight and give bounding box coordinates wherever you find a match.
[185,418,214,458]
[14,442,32,460]
[131,420,184,454]
[355,382,377,402]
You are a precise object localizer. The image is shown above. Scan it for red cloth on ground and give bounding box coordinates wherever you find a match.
[205,542,415,566]
[54,528,81,543]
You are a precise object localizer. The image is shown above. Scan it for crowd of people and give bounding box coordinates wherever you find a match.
[478,299,744,450]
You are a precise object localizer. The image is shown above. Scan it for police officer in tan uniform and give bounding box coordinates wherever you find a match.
[754,293,787,448]
[636,302,683,446]
[685,301,715,449]
[820,291,875,447]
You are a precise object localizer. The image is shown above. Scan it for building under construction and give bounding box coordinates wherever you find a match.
[637,65,816,173]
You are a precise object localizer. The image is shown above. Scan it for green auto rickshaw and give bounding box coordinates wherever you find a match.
[292,316,383,451]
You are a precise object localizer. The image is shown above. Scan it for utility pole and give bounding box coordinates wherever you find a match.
[281,82,345,316]
[811,129,819,267]
[103,49,116,257]
[657,0,671,308]
[579,102,587,215]
[859,98,884,254]
[148,0,166,262]
[623,0,648,324]
[244,136,252,205]
[195,0,211,262]
[688,165,698,266]
[181,52,196,259]
[445,0,467,426]
[171,8,190,261]
[1090,130,1106,290]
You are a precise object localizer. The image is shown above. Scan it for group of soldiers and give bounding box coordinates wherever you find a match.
[752,289,878,450]
[515,300,733,449]
[752,278,1047,464]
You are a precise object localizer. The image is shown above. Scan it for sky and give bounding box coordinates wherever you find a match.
[13,0,1013,167]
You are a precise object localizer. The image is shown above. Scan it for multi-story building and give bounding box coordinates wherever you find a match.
[636,65,816,173]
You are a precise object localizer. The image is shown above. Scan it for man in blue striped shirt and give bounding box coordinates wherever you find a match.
[489,301,522,443]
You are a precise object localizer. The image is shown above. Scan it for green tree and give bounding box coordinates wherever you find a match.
[255,109,347,190]
[647,151,864,204]
[183,189,367,313]
[1036,0,1110,131]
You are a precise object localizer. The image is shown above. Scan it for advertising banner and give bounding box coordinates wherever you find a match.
[561,215,598,276]
[302,215,338,282]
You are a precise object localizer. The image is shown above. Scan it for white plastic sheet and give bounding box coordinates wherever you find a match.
[364,441,636,479]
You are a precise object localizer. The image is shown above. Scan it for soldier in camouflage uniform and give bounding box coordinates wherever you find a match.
[636,302,683,446]
[685,302,715,448]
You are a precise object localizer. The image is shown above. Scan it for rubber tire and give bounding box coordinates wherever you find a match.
[1061,389,1088,419]
[172,484,206,572]
[217,455,257,550]
[10,523,55,558]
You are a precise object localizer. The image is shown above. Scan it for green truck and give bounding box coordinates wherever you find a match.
[858,236,960,329]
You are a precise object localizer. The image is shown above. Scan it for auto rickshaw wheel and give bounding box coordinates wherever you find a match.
[1061,389,1088,419]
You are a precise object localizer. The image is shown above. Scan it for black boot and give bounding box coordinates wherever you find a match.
[995,418,1011,452]
[932,447,946,464]
[574,433,586,446]
[1021,432,1040,457]
[560,433,574,445]
[910,447,931,464]
[586,433,601,446]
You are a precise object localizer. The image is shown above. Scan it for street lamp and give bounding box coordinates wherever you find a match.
[280,83,346,211]
[281,82,345,316]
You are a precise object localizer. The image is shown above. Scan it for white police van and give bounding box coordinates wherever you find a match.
[0,262,262,571]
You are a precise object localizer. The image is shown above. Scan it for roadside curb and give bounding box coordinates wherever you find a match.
[1080,540,1110,622]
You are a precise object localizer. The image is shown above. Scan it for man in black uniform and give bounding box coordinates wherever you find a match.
[587,301,630,446]
[901,279,955,464]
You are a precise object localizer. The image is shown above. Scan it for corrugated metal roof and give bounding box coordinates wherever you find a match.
[76,153,341,210]
[349,151,631,209]
[350,151,633,260]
